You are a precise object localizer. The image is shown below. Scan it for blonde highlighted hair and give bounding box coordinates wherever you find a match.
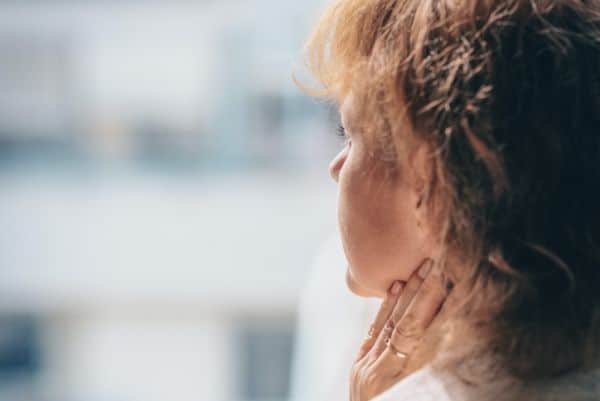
[305,0,600,380]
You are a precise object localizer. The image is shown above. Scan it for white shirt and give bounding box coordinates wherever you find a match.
[372,363,600,401]
[372,367,453,401]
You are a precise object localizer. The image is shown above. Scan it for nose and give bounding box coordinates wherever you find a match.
[329,147,347,183]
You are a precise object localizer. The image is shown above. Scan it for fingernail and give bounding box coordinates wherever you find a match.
[390,281,403,295]
[418,260,434,279]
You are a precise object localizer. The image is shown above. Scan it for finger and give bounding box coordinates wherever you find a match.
[388,259,433,328]
[371,345,409,378]
[373,264,447,378]
[368,319,394,360]
[361,358,399,399]
[368,260,432,362]
[388,262,447,359]
[367,260,432,363]
[355,280,403,361]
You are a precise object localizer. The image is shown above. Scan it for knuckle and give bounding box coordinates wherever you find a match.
[402,310,420,325]
[390,306,405,323]
[380,297,394,311]
[352,360,368,377]
[395,318,423,340]
[363,370,381,389]
[367,324,377,338]
[358,341,372,357]
[420,274,437,291]
[355,356,368,370]
[422,276,445,296]
[356,346,367,360]
[378,319,392,335]
[405,277,422,293]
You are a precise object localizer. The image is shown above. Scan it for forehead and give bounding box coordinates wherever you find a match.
[339,93,409,165]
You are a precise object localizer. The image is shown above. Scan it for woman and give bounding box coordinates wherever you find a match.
[303,0,600,400]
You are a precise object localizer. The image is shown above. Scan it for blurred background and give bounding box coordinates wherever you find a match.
[0,1,354,400]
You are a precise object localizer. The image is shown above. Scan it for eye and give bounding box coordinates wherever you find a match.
[336,125,351,147]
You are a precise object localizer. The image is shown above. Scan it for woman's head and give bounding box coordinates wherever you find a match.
[306,0,600,379]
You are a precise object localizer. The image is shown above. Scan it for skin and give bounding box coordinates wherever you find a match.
[329,95,450,400]
[329,95,434,298]
[350,261,448,401]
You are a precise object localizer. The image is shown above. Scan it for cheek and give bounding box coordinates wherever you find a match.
[337,153,428,297]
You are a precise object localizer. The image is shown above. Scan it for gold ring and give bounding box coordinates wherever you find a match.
[385,338,409,360]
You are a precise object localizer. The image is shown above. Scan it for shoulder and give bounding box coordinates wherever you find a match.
[371,366,455,401]
[526,368,600,401]
[372,363,600,401]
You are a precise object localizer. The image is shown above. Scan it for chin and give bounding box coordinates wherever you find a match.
[345,268,383,298]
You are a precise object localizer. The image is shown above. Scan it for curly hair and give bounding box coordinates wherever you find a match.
[304,0,600,380]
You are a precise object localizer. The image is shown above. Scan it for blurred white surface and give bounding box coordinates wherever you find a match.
[40,313,233,401]
[290,236,379,401]
[0,173,336,313]
[0,172,334,401]
[0,0,342,400]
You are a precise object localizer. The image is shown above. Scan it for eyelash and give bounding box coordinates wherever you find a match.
[337,125,352,149]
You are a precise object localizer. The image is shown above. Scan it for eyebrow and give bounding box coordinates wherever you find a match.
[339,98,355,132]
[340,110,360,138]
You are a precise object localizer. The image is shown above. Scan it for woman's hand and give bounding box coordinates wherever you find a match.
[350,259,448,401]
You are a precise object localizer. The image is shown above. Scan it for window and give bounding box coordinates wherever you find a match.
[235,317,295,401]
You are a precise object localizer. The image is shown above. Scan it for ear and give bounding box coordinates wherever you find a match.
[409,144,446,259]
[409,144,431,208]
